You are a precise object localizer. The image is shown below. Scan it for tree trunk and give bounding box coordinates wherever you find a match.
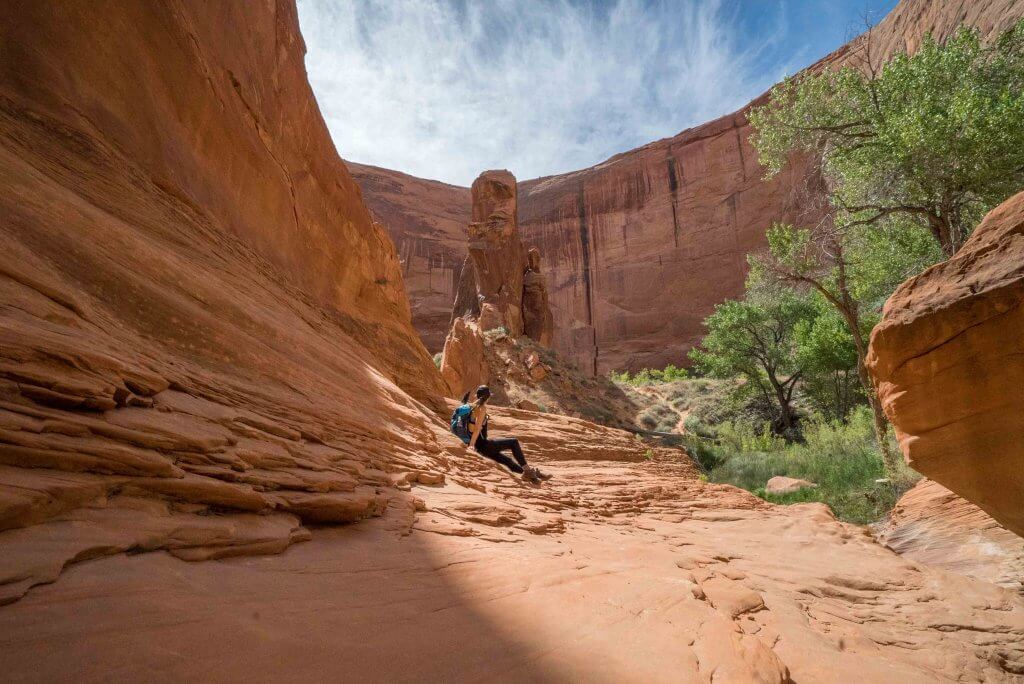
[767,373,795,437]
[831,258,901,478]
[850,333,901,477]
[776,386,794,432]
[929,213,957,259]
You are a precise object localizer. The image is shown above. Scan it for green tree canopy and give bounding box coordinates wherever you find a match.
[750,21,1024,257]
[794,298,862,422]
[689,286,814,438]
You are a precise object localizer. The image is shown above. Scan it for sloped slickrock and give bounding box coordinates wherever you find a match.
[3,405,1024,681]
[868,191,1024,537]
[358,0,1024,373]
[877,479,1024,593]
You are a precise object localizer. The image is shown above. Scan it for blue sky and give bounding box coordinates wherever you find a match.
[297,0,898,186]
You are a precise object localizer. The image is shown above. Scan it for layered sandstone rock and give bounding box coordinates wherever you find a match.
[359,0,1024,373]
[438,317,487,400]
[467,170,527,337]
[523,248,555,346]
[440,170,556,397]
[4,406,1024,680]
[876,479,1024,593]
[868,191,1024,538]
[0,0,449,602]
[3,1,1024,680]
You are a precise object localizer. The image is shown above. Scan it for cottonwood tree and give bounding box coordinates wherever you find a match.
[689,286,814,440]
[749,219,939,475]
[794,298,862,422]
[750,21,1024,257]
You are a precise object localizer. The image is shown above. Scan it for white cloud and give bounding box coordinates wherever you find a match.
[297,0,787,186]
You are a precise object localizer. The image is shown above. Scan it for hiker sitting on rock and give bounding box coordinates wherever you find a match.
[452,385,550,483]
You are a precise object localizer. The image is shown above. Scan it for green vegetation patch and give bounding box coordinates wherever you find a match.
[608,364,688,386]
[686,408,919,524]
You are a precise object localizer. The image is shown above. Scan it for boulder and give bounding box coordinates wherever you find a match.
[868,191,1024,537]
[515,399,541,412]
[440,318,488,398]
[765,476,817,496]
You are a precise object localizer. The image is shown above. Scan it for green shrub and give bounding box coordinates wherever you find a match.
[639,403,678,432]
[693,407,918,524]
[682,415,715,439]
[432,352,443,369]
[680,433,722,472]
[608,364,689,386]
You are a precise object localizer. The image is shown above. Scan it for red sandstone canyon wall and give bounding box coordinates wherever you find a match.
[349,163,471,353]
[0,0,453,598]
[0,0,444,403]
[356,0,1024,373]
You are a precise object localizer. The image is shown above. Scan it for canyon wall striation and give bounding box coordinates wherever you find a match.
[357,0,1024,373]
[348,162,470,353]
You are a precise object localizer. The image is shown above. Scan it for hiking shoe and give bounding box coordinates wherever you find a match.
[531,467,552,481]
[521,467,541,484]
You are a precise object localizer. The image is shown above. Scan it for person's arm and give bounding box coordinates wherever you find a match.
[468,406,484,447]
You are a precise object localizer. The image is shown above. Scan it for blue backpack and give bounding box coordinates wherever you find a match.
[450,403,473,444]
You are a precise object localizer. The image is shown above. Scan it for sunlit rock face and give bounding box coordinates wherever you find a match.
[877,479,1024,592]
[869,191,1024,538]
[0,0,450,601]
[359,0,1024,373]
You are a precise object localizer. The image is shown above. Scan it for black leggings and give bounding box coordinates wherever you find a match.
[474,437,527,474]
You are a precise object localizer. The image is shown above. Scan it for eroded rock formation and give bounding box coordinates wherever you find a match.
[467,170,528,337]
[523,248,555,346]
[877,479,1024,593]
[358,0,1024,373]
[438,317,487,400]
[868,191,1024,538]
[440,170,555,397]
[3,1,1024,680]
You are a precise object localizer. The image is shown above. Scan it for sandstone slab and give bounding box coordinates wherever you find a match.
[868,191,1024,537]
